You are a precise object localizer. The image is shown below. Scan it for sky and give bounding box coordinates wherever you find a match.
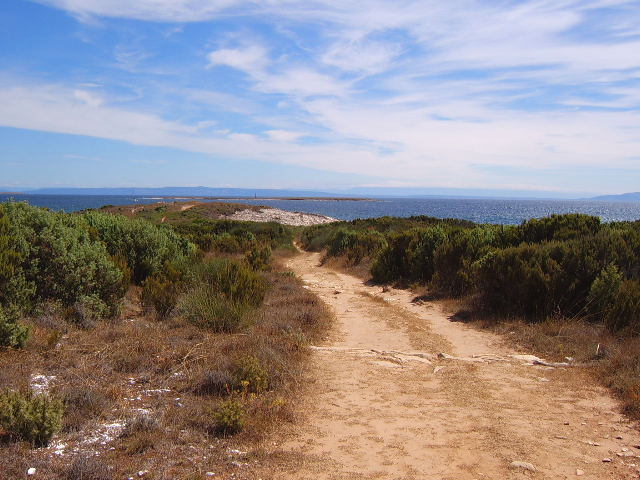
[1,0,639,197]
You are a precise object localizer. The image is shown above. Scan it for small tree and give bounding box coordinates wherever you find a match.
[0,389,65,447]
[0,309,30,348]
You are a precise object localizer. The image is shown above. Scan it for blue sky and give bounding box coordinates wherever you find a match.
[1,0,639,197]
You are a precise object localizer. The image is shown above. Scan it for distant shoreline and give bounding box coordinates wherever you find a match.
[153,196,376,202]
[6,194,376,202]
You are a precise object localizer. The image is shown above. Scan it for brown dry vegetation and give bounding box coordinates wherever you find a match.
[0,256,332,479]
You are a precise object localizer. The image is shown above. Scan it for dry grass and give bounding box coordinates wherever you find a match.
[0,257,333,479]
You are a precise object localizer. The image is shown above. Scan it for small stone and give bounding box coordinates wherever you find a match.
[564,422,570,425]
[138,471,149,477]
[205,474,215,477]
[509,461,536,472]
[576,469,584,476]
[602,458,612,463]
[27,468,36,476]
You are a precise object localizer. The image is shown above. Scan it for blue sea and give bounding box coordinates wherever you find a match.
[1,194,639,225]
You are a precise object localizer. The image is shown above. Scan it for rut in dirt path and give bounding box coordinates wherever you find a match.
[263,249,640,480]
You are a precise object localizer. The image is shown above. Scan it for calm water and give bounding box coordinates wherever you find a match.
[1,194,639,225]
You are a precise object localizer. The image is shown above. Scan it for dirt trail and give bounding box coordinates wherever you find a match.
[266,249,640,479]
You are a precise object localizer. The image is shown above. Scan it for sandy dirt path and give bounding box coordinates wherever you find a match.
[260,249,640,480]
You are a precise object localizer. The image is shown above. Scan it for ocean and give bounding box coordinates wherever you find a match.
[1,194,639,225]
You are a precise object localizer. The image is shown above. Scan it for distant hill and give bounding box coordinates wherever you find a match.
[24,186,353,198]
[586,192,640,202]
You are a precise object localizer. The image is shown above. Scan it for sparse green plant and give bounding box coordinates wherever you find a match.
[211,398,246,436]
[119,413,162,454]
[232,355,269,395]
[0,389,65,447]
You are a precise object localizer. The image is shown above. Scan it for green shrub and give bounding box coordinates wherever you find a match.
[82,211,195,284]
[193,258,267,308]
[178,257,266,332]
[245,245,272,271]
[0,389,65,447]
[587,264,623,322]
[232,355,269,394]
[142,260,188,318]
[0,206,20,302]
[371,227,446,283]
[517,213,601,243]
[0,309,31,348]
[211,398,246,436]
[605,280,640,335]
[178,284,248,332]
[1,202,126,316]
[433,227,496,295]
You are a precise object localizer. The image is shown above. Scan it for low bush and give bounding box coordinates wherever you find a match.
[0,309,31,348]
[246,244,272,271]
[59,384,112,432]
[605,280,640,335]
[211,398,246,436]
[0,389,65,447]
[66,456,113,480]
[178,284,250,332]
[232,355,270,395]
[194,257,267,308]
[141,260,189,318]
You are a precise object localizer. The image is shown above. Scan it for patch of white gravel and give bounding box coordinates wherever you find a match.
[29,374,56,394]
[226,207,337,226]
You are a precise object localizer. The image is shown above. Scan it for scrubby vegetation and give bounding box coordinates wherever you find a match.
[301,213,640,414]
[301,213,640,330]
[0,201,331,478]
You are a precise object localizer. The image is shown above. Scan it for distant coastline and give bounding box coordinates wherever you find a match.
[1,186,639,202]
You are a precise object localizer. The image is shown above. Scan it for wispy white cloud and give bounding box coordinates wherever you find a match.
[265,130,307,142]
[65,154,103,162]
[207,45,269,74]
[9,0,640,193]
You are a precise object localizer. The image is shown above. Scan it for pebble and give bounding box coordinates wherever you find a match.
[602,458,612,463]
[138,471,149,477]
[27,468,36,476]
[508,461,537,472]
[576,469,585,476]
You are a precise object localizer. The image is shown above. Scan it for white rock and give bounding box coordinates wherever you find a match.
[576,469,585,476]
[509,461,537,472]
[27,468,36,475]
